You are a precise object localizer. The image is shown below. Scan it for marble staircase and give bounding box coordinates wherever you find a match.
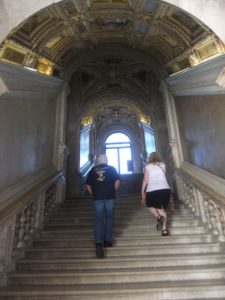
[1,192,225,299]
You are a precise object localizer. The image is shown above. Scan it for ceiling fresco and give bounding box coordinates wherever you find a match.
[0,0,224,77]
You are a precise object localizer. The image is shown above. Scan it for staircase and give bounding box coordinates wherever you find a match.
[1,191,225,299]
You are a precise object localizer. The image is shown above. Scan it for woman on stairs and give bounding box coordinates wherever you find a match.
[141,151,171,236]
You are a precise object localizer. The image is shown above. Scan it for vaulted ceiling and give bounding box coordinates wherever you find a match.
[1,0,224,131]
[0,0,224,78]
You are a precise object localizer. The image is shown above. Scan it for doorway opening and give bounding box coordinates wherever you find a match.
[105,132,133,174]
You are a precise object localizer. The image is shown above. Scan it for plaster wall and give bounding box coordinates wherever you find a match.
[0,0,225,44]
[0,62,62,199]
[175,94,225,179]
[0,97,57,190]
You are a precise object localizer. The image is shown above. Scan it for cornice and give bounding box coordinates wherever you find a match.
[166,54,225,95]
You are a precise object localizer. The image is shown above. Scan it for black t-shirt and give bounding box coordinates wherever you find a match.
[86,163,120,200]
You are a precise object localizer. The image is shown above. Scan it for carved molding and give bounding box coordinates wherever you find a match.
[166,54,225,95]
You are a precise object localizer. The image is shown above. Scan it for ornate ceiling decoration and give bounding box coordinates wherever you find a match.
[94,104,139,131]
[77,56,160,97]
[0,0,224,76]
[76,53,166,124]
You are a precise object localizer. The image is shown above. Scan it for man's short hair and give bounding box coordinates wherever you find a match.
[97,154,108,164]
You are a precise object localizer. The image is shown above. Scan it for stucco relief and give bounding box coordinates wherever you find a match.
[95,105,138,131]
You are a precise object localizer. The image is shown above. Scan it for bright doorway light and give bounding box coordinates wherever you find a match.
[105,132,133,174]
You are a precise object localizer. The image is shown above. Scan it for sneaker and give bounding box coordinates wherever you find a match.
[104,241,113,247]
[96,243,104,258]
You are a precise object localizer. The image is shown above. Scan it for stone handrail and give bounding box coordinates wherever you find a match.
[0,170,64,287]
[176,168,225,242]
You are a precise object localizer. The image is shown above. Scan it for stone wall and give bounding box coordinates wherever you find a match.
[0,62,62,209]
[175,94,225,179]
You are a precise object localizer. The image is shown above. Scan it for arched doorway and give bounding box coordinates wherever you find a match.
[105,132,133,174]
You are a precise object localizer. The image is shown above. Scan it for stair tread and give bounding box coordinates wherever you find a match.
[1,279,225,294]
[34,234,213,242]
[27,242,220,249]
[10,264,225,277]
[1,190,224,299]
[18,252,225,263]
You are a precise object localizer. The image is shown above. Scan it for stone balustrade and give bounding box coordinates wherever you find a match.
[0,172,64,286]
[176,172,225,242]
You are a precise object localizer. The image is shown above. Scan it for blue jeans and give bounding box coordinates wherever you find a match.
[93,199,115,245]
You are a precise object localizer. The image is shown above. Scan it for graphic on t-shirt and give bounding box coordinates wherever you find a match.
[95,169,106,182]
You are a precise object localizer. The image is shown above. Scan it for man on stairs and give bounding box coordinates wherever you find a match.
[86,154,120,258]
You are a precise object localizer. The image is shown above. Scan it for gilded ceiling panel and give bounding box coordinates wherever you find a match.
[1,0,224,77]
[61,0,78,15]
[143,0,158,13]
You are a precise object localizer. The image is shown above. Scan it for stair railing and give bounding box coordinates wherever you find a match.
[0,171,64,287]
[176,169,225,242]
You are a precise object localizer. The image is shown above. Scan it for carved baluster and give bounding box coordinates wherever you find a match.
[176,176,183,201]
[187,185,193,210]
[16,213,26,248]
[203,197,212,229]
[209,201,218,235]
[214,206,225,241]
[30,202,37,235]
[44,184,57,223]
[197,190,207,223]
[191,187,199,216]
[189,186,195,213]
[24,206,31,241]
[183,183,189,206]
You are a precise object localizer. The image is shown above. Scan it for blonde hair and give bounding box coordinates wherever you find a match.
[147,151,162,164]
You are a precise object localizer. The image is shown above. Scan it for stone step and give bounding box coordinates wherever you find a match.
[25,243,221,259]
[49,213,198,220]
[46,219,200,228]
[40,226,208,238]
[57,208,192,215]
[51,212,195,219]
[61,204,182,210]
[33,234,213,248]
[1,280,225,299]
[48,218,197,226]
[17,253,225,271]
[59,202,183,207]
[8,265,225,285]
[1,192,223,300]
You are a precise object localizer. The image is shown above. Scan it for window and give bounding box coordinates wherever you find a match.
[105,132,133,174]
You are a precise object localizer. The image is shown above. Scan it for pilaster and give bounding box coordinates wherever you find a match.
[53,83,70,203]
[53,83,70,172]
[159,81,183,168]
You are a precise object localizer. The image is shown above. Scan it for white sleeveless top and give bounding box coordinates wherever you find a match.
[145,162,170,192]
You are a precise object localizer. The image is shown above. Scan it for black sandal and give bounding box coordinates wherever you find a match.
[156,216,163,231]
[161,229,169,236]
